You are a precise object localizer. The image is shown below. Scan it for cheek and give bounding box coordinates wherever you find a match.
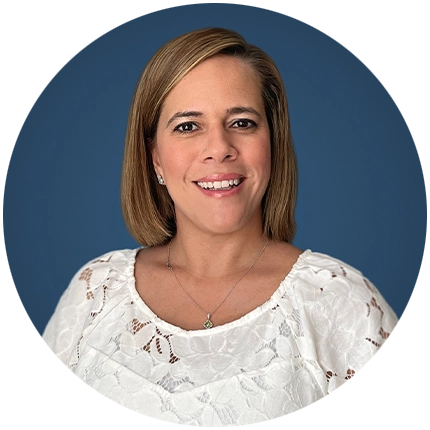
[258,137,272,175]
[259,142,272,192]
[156,143,195,181]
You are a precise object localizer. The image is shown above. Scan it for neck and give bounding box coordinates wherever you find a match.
[168,224,267,279]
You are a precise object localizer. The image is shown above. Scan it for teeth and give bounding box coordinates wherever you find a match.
[197,178,242,190]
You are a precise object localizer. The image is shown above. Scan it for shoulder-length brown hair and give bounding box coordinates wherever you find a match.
[121,27,297,246]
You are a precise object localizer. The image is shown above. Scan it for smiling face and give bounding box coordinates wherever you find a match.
[152,55,271,236]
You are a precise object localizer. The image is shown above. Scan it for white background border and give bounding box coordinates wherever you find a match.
[0,0,430,424]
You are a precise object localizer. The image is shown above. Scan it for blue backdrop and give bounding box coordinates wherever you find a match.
[3,4,426,335]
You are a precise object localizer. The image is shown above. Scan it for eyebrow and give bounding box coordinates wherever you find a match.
[226,106,263,119]
[166,111,203,128]
[165,106,263,128]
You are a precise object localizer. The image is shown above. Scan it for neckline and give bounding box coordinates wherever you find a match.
[127,247,312,336]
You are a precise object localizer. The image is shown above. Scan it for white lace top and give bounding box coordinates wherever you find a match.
[43,248,398,426]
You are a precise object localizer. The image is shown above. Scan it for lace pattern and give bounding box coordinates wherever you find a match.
[43,249,398,426]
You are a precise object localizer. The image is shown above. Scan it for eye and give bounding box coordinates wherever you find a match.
[231,119,257,129]
[173,122,198,133]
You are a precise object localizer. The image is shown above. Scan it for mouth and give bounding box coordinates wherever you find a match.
[195,178,244,191]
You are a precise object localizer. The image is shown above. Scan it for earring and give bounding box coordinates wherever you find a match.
[157,174,164,185]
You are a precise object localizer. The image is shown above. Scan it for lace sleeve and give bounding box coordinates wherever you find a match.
[296,258,399,393]
[288,256,416,427]
[42,255,112,366]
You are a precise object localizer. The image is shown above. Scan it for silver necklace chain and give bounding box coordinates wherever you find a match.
[166,238,269,329]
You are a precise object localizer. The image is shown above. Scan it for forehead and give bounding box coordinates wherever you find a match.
[161,55,264,115]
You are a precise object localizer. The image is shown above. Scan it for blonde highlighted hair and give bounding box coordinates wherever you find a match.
[121,27,297,246]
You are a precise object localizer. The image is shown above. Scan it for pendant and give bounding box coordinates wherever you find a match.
[203,315,213,329]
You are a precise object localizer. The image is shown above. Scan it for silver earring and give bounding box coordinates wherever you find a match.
[157,174,164,185]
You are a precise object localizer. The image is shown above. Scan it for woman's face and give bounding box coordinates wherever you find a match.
[152,55,271,236]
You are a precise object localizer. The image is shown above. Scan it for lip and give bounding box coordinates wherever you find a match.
[194,173,244,182]
[193,175,245,198]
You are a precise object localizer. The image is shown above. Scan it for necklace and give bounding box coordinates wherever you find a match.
[166,238,269,329]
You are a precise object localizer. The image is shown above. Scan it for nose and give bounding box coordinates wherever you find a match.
[201,126,238,163]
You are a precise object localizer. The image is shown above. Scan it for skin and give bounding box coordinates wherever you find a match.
[135,55,302,331]
[152,55,271,240]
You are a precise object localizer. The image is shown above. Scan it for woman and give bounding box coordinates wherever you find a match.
[43,28,398,426]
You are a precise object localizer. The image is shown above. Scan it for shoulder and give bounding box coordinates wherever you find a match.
[66,247,142,307]
[293,250,376,295]
[43,248,141,361]
[288,249,398,329]
[285,250,398,389]
[58,248,139,301]
[76,248,140,278]
[73,247,138,283]
[299,250,363,275]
